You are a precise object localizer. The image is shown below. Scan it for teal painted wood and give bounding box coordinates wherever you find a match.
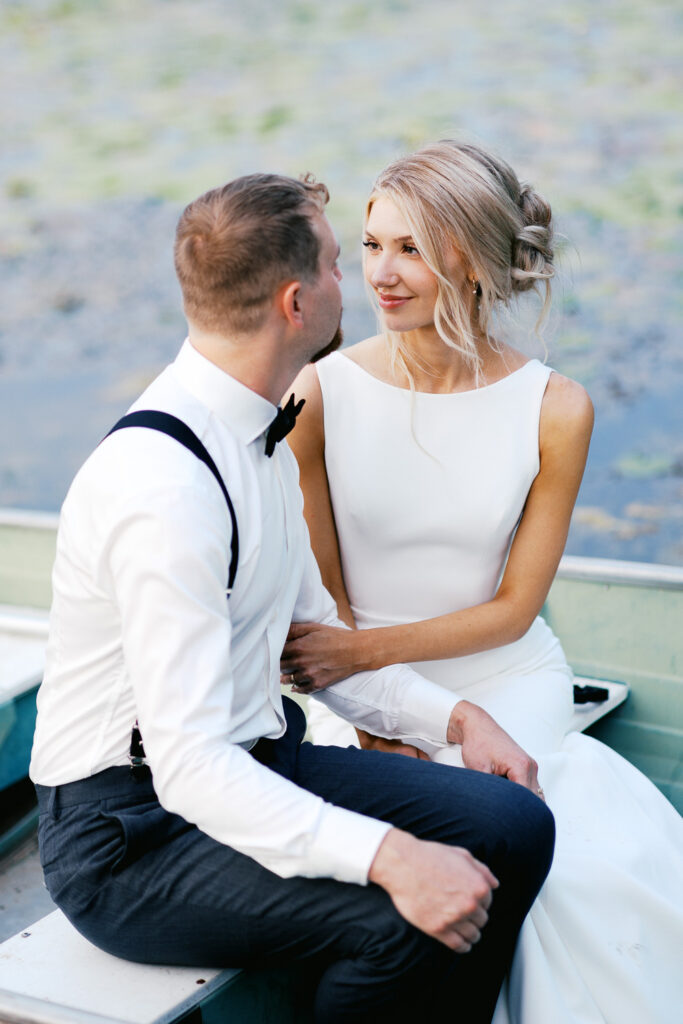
[0,511,56,800]
[198,963,316,1024]
[0,686,38,791]
[544,559,683,814]
[0,521,680,1022]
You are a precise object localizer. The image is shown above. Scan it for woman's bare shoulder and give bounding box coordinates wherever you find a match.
[287,364,326,453]
[541,371,594,445]
[340,335,387,369]
[545,371,594,421]
[290,362,322,406]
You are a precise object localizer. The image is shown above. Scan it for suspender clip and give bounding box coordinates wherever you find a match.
[129,721,149,781]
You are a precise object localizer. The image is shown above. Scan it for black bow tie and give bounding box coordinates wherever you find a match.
[264,394,305,457]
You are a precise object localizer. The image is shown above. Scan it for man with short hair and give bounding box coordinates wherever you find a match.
[31,173,554,1023]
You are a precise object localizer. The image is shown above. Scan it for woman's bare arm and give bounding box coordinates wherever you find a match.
[283,370,593,687]
[286,363,355,628]
[286,362,429,756]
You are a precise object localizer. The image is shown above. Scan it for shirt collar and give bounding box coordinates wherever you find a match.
[172,339,277,447]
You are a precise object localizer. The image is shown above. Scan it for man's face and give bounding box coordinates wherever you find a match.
[302,213,344,363]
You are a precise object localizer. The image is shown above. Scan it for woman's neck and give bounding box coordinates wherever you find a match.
[389,326,490,394]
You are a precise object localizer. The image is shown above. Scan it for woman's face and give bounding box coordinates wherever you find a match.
[363,195,469,334]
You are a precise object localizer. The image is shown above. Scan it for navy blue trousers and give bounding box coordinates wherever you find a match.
[36,699,554,1024]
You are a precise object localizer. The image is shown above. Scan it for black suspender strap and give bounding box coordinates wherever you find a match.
[106,410,239,594]
[104,409,240,779]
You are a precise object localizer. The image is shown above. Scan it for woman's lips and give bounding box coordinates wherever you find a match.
[378,294,412,310]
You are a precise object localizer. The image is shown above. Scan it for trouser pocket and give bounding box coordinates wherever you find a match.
[101,801,194,872]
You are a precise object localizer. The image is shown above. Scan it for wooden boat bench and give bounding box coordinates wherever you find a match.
[0,663,626,1024]
[0,910,316,1024]
[0,605,48,794]
[0,577,627,1024]
[0,678,628,1024]
[568,676,628,733]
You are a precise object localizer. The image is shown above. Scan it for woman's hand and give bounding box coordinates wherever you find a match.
[280,622,367,691]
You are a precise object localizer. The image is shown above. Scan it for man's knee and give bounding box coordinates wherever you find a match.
[489,784,555,893]
[427,769,555,896]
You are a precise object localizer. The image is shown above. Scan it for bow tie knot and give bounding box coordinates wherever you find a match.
[264,394,305,457]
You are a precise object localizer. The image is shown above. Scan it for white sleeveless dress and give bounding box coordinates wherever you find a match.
[309,351,683,1024]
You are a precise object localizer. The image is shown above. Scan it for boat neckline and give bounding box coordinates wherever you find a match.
[331,351,544,396]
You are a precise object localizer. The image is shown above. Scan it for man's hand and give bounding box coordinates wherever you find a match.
[447,700,542,797]
[369,829,498,952]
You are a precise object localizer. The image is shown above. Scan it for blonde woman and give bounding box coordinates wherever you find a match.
[283,142,683,1024]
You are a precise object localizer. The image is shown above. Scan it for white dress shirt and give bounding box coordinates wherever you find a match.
[30,341,459,884]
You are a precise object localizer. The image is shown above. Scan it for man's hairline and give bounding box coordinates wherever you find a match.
[178,182,333,336]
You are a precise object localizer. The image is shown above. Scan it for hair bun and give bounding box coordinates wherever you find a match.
[511,184,554,293]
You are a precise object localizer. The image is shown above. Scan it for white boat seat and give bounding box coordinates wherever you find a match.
[0,672,628,1024]
[0,910,241,1024]
[568,676,629,734]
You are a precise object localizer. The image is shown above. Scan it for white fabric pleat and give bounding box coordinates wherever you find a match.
[308,351,683,1024]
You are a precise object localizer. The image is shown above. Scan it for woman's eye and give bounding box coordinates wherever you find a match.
[362,240,380,251]
[403,244,419,256]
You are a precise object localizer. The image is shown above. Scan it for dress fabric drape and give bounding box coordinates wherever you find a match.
[308,351,683,1024]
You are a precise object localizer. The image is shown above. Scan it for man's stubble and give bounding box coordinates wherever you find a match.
[311,319,344,363]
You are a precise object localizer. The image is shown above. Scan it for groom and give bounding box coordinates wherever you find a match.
[30,172,554,1023]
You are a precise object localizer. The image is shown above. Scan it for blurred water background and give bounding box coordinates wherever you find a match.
[1,0,681,563]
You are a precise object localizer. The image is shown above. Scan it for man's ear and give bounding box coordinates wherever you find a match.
[279,280,304,329]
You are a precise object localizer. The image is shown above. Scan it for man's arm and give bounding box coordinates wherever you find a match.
[105,480,391,883]
[107,476,512,946]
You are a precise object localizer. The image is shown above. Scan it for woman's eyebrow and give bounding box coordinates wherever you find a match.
[364,231,415,243]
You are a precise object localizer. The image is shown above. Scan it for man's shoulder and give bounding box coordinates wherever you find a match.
[73,375,245,522]
[59,413,242,579]
[128,364,207,429]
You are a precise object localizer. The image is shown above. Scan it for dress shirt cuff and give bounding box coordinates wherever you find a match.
[309,805,392,885]
[394,666,463,746]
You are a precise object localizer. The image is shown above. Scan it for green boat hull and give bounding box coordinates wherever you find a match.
[0,512,681,1023]
[0,513,682,811]
[544,557,683,813]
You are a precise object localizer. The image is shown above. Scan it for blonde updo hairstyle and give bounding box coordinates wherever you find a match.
[366,140,554,380]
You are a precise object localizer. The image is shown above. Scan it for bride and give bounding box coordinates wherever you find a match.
[282,141,683,1023]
